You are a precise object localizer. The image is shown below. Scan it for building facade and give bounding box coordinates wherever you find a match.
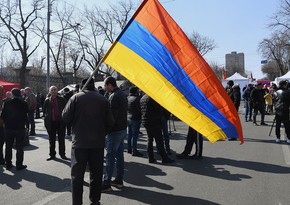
[225,51,245,76]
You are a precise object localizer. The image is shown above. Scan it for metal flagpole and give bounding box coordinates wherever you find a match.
[80,59,104,91]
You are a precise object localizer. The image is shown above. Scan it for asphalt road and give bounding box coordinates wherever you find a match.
[1,111,290,205]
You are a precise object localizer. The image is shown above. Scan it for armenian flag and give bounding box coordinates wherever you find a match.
[103,0,243,143]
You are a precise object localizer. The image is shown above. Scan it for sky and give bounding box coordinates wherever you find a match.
[69,0,281,79]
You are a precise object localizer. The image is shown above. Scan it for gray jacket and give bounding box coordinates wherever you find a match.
[62,89,114,148]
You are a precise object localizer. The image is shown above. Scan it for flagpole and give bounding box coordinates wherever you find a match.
[82,0,150,91]
[80,59,104,91]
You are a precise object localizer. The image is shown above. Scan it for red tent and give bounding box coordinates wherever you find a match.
[0,80,21,98]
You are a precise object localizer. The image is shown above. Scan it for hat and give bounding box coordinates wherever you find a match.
[11,88,21,97]
[129,86,138,94]
[227,80,234,86]
[279,80,288,87]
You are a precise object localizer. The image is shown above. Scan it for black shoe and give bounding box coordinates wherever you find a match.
[132,151,143,157]
[149,158,157,163]
[191,155,203,160]
[176,153,190,159]
[248,119,253,122]
[16,165,27,170]
[260,122,268,126]
[60,155,69,160]
[127,150,132,154]
[24,142,30,147]
[90,202,100,205]
[253,122,259,126]
[166,150,172,155]
[46,156,56,161]
[162,158,175,164]
[6,164,13,170]
[101,184,112,192]
[111,178,124,188]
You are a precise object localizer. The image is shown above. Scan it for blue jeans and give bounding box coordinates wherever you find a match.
[103,129,127,185]
[127,119,141,152]
[244,101,252,120]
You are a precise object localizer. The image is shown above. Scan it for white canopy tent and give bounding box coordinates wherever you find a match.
[222,72,250,90]
[275,71,290,84]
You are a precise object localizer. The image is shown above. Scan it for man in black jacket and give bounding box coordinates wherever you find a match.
[1,88,29,170]
[62,78,114,205]
[140,94,174,164]
[127,86,143,156]
[102,76,128,192]
[273,80,290,143]
[251,83,267,126]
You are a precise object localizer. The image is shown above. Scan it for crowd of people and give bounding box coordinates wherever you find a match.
[2,76,290,204]
[0,76,203,205]
[225,79,290,144]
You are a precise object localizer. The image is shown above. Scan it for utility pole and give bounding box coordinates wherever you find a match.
[46,0,52,91]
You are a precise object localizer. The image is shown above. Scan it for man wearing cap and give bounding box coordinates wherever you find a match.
[250,83,267,126]
[62,78,114,205]
[273,80,290,143]
[1,88,29,170]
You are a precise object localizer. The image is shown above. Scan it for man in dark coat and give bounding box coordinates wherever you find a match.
[127,86,143,156]
[43,86,68,161]
[231,84,241,111]
[62,78,114,205]
[140,94,174,164]
[273,80,290,143]
[1,88,29,170]
[102,76,128,192]
[251,83,267,126]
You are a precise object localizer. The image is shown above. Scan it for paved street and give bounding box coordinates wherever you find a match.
[1,111,290,205]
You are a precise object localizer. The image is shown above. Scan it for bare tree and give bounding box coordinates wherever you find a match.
[68,47,84,83]
[209,62,223,80]
[269,0,290,35]
[188,31,216,56]
[74,6,107,76]
[266,0,290,75]
[258,32,289,75]
[261,61,281,80]
[74,0,136,79]
[0,0,45,87]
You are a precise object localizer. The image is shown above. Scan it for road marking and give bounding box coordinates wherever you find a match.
[31,186,70,205]
[281,133,290,165]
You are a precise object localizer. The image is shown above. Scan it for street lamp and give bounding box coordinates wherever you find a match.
[46,0,51,91]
